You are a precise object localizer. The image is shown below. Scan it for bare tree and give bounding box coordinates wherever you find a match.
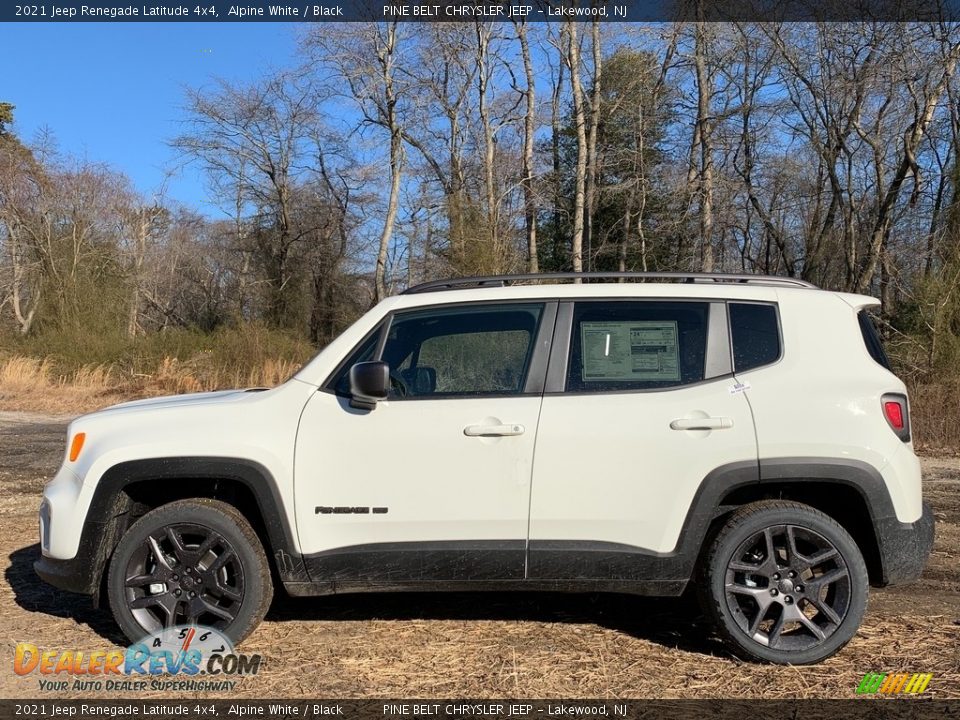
[475,21,500,268]
[0,135,44,334]
[309,22,407,301]
[174,71,320,325]
[121,198,168,337]
[564,20,587,274]
[585,20,602,272]
[402,24,476,264]
[693,20,716,272]
[515,20,539,273]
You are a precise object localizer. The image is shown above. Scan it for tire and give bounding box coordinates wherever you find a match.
[107,498,273,645]
[698,500,868,664]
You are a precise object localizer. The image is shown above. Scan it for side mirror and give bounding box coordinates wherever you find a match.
[349,361,390,410]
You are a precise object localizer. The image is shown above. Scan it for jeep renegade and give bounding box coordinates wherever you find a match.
[36,272,934,664]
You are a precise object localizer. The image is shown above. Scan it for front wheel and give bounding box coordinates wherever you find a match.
[107,498,273,645]
[699,500,868,664]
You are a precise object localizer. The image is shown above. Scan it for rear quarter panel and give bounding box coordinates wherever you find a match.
[741,291,922,522]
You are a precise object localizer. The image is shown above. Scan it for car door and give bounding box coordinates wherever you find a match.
[527,299,758,580]
[294,301,555,588]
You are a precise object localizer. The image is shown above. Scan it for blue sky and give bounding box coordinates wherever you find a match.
[1,22,299,216]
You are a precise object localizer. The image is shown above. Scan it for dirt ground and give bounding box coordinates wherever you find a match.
[1,411,957,699]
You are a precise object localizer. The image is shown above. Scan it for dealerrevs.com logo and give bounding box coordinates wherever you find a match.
[14,625,261,692]
[856,672,933,695]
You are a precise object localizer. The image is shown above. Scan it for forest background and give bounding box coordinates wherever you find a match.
[2,21,959,449]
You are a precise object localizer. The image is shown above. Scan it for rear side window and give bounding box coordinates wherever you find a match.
[566,301,709,392]
[729,303,781,372]
[858,310,892,370]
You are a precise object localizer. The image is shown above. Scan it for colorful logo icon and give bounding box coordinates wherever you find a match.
[14,625,260,677]
[856,672,933,695]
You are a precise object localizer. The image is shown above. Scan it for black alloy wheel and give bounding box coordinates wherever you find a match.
[107,498,272,644]
[123,522,245,632]
[724,524,851,651]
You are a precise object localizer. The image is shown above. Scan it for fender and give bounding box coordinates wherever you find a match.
[671,457,899,580]
[36,457,309,601]
[754,457,896,518]
[99,457,307,579]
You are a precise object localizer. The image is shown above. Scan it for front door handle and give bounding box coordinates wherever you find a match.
[669,417,734,431]
[464,423,525,437]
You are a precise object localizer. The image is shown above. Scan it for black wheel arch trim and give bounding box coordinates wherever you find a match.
[35,456,308,603]
[687,456,928,587]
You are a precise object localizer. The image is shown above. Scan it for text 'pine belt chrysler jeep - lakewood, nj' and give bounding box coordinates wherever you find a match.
[36,272,935,665]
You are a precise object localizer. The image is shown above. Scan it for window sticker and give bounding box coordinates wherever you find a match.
[580,321,680,382]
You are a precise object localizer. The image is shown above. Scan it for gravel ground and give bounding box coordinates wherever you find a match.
[1,411,957,699]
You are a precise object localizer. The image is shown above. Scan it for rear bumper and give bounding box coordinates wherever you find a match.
[875,501,935,586]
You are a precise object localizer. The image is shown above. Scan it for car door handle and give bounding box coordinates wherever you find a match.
[669,417,734,431]
[463,423,525,437]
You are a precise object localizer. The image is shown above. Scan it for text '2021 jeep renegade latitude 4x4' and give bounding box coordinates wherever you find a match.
[36,272,934,664]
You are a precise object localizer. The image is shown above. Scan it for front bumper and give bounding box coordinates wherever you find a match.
[875,500,935,586]
[34,517,106,596]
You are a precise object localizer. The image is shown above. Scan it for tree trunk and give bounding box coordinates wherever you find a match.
[475,22,499,271]
[127,208,151,339]
[7,223,39,335]
[551,50,565,269]
[566,20,587,275]
[693,21,715,273]
[375,22,404,302]
[585,20,602,273]
[517,21,538,274]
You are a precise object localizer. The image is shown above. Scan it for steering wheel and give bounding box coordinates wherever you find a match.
[388,369,409,398]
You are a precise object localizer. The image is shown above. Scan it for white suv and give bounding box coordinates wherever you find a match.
[36,272,934,664]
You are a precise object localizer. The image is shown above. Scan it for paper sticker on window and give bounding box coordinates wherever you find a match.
[580,321,680,382]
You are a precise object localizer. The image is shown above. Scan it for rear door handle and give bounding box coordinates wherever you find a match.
[464,423,525,437]
[669,417,733,431]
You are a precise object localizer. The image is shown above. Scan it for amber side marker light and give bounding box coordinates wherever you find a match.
[69,433,86,462]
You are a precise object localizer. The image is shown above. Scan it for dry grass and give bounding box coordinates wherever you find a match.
[907,380,960,454]
[0,355,302,414]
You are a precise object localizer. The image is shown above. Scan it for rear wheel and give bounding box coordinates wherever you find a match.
[107,498,272,645]
[699,500,868,664]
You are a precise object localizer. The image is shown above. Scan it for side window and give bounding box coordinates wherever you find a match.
[327,328,381,395]
[730,303,781,372]
[566,301,709,392]
[382,303,543,398]
[857,310,892,370]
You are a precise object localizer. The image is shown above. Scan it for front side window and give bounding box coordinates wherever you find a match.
[381,303,543,398]
[566,301,709,392]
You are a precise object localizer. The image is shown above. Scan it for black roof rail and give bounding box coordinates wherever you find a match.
[402,272,818,294]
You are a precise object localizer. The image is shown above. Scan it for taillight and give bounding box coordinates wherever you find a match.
[884,401,903,429]
[881,394,910,442]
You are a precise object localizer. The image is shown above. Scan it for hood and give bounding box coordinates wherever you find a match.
[87,388,269,417]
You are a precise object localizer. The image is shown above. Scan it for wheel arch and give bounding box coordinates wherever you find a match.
[682,458,896,586]
[84,457,307,605]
